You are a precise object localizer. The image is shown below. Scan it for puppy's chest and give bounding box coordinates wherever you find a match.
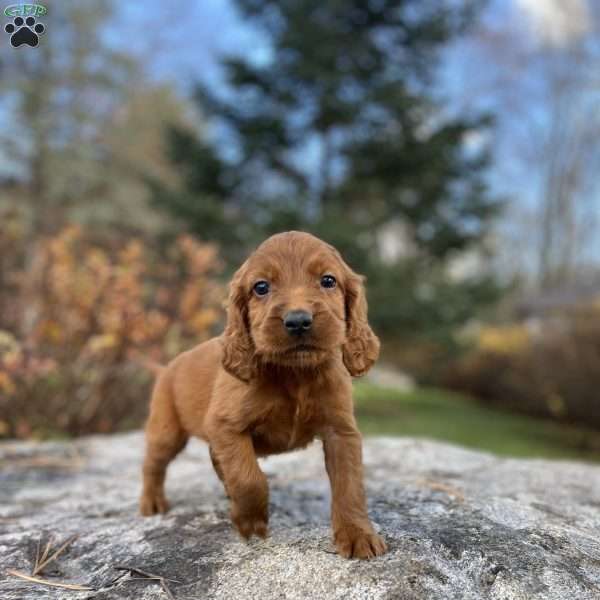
[251,391,321,456]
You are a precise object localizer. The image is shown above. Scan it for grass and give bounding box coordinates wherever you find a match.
[354,382,600,462]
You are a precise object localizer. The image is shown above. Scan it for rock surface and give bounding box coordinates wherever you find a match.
[1,433,600,599]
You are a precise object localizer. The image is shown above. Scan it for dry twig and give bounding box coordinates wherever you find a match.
[416,477,465,502]
[6,534,90,592]
[6,569,93,591]
[114,565,179,600]
[33,534,78,576]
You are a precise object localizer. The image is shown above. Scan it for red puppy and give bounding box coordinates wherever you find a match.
[140,231,386,559]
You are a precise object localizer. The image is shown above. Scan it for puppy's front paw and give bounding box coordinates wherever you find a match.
[140,490,170,516]
[334,526,387,559]
[231,502,269,539]
[233,514,268,539]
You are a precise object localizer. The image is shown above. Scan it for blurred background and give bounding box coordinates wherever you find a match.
[1,0,600,460]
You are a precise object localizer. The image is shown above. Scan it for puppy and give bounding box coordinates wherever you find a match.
[140,231,387,559]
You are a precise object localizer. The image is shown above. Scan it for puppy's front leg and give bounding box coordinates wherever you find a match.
[323,423,387,559]
[210,431,268,539]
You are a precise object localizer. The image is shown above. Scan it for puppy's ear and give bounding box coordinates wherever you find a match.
[221,263,257,382]
[342,268,380,377]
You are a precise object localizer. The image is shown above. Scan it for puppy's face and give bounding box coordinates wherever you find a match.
[243,235,347,368]
[222,231,380,380]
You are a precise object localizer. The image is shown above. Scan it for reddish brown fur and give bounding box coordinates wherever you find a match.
[140,231,386,559]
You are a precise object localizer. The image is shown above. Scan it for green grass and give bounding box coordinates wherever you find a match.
[354,383,600,462]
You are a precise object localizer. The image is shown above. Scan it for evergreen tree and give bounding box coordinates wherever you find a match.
[152,0,502,340]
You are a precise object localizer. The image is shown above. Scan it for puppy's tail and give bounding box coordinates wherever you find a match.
[129,350,165,378]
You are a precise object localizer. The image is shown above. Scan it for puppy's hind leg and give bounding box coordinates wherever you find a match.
[140,373,188,516]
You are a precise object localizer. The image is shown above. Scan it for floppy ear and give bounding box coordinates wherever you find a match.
[342,268,380,377]
[221,263,257,382]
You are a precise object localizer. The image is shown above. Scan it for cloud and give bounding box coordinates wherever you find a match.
[514,0,590,45]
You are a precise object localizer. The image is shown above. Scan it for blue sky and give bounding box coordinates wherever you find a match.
[111,0,266,94]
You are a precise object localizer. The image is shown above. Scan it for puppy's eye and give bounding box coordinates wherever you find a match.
[320,275,336,289]
[253,280,270,296]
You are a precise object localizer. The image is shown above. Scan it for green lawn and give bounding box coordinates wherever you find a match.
[354,383,600,462]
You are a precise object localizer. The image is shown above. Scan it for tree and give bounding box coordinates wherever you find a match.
[153,0,502,340]
[451,1,600,288]
[0,1,195,239]
[0,1,135,235]
[0,1,200,338]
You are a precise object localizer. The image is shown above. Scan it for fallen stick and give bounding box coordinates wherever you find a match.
[33,534,78,576]
[6,569,93,591]
[114,565,178,600]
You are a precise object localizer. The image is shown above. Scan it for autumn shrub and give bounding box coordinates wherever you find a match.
[0,223,223,439]
[443,310,600,430]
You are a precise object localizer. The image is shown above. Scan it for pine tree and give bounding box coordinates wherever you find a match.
[152,0,502,339]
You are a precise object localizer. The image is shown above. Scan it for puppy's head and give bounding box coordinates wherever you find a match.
[221,231,379,381]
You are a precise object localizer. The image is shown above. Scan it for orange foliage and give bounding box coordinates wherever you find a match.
[0,223,223,438]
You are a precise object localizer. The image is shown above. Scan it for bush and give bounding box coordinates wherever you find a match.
[443,310,600,429]
[0,224,223,439]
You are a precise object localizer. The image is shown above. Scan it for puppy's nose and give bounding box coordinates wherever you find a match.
[283,310,313,335]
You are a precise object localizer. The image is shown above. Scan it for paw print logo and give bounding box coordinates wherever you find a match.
[4,16,45,47]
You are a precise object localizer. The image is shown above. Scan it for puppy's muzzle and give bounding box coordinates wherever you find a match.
[283,310,313,336]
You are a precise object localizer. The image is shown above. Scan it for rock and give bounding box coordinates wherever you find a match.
[1,433,600,599]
